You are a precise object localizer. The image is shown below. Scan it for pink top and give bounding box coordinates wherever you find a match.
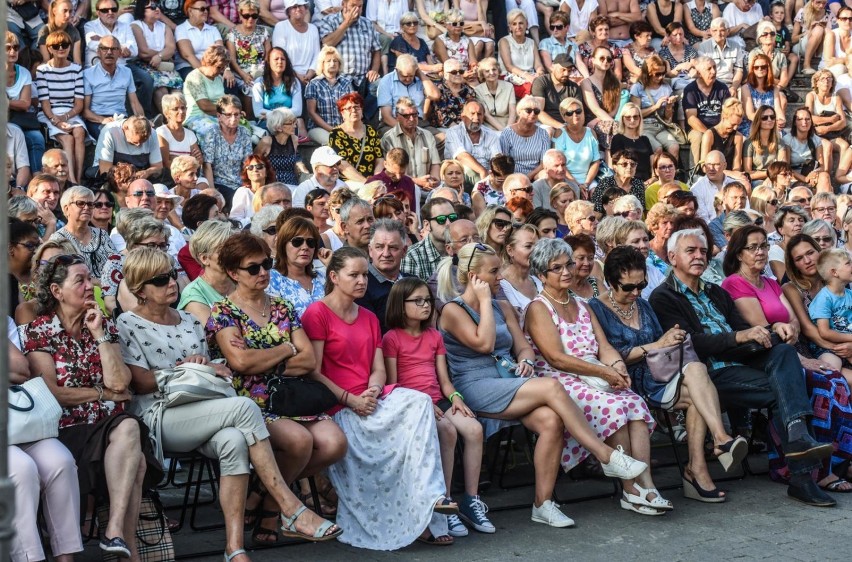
[459,0,479,21]
[382,327,446,403]
[721,274,790,325]
[302,301,389,414]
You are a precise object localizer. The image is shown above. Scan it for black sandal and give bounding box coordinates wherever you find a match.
[252,510,281,545]
[243,478,265,529]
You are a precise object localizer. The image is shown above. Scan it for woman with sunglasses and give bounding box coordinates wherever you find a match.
[209,232,346,544]
[22,253,161,560]
[476,205,514,255]
[389,12,441,74]
[428,58,477,133]
[739,53,785,138]
[35,31,88,185]
[578,17,624,80]
[229,153,276,226]
[175,1,225,81]
[118,247,341,561]
[802,219,837,251]
[553,97,601,195]
[225,0,270,105]
[744,105,788,186]
[588,245,746,504]
[49,186,117,281]
[750,186,779,240]
[538,11,586,75]
[37,0,83,65]
[131,1,184,114]
[267,216,327,318]
[629,55,680,163]
[581,45,622,158]
[438,241,647,526]
[498,9,544,98]
[499,96,549,181]
[90,189,118,232]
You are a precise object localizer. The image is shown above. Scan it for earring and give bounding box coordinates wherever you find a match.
[137,295,147,305]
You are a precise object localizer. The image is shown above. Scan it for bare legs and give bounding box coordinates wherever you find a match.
[219,474,251,561]
[437,410,484,497]
[103,419,146,562]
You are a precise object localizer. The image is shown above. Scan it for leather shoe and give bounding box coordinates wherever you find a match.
[787,479,837,507]
[784,435,834,461]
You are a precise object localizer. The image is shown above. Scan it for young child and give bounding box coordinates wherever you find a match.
[809,248,852,379]
[770,1,799,78]
[382,278,495,538]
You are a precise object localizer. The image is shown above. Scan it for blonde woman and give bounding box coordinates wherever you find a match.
[476,205,514,254]
[610,102,654,182]
[805,69,849,157]
[304,46,355,146]
[170,155,203,206]
[499,223,542,317]
[498,9,545,98]
[565,199,598,238]
[750,186,780,239]
[550,183,575,238]
[474,57,517,130]
[157,93,203,172]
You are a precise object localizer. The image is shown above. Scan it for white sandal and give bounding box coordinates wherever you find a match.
[624,484,673,511]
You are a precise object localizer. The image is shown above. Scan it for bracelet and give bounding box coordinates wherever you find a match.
[521,358,534,367]
[609,359,625,368]
[340,390,349,406]
[448,391,463,403]
[284,341,298,358]
[94,384,104,402]
[639,346,648,359]
[95,334,111,345]
[369,384,383,393]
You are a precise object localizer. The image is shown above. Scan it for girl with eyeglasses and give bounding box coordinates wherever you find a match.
[383,277,494,540]
[739,53,785,138]
[744,105,789,185]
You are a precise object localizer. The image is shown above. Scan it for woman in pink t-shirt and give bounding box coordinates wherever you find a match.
[301,247,458,551]
[383,278,493,539]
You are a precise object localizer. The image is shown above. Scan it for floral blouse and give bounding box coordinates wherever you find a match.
[431,82,476,128]
[266,269,324,318]
[328,124,384,177]
[473,177,506,207]
[206,296,327,422]
[21,314,122,428]
[226,26,269,76]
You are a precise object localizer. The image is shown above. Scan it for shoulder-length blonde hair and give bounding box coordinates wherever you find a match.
[618,101,643,135]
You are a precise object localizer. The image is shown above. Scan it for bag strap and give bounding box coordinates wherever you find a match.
[8,385,35,412]
[355,130,369,171]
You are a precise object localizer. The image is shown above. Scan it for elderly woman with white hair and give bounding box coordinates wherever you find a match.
[257,107,309,187]
[802,219,837,251]
[500,96,550,180]
[564,199,598,239]
[612,195,643,221]
[179,220,238,324]
[305,46,355,146]
[157,93,203,172]
[250,205,284,254]
[427,58,476,134]
[474,57,517,131]
[49,186,117,278]
[497,9,544,97]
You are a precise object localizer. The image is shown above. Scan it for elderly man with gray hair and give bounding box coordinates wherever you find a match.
[444,99,501,186]
[83,35,145,139]
[340,197,376,251]
[532,150,569,210]
[696,18,744,95]
[376,54,441,129]
[355,218,411,333]
[651,227,837,507]
[380,96,442,191]
[96,115,163,180]
[502,173,534,203]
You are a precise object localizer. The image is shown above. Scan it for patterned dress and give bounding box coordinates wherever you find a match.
[206,296,329,422]
[267,135,303,185]
[686,0,713,44]
[527,296,654,472]
[473,178,506,207]
[430,82,475,128]
[227,26,269,80]
[328,124,384,177]
[266,269,324,317]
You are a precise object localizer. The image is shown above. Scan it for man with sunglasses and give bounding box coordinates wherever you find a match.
[85,0,155,117]
[356,219,412,333]
[651,228,837,508]
[531,53,583,130]
[83,36,145,139]
[401,197,456,280]
[377,55,440,130]
[502,174,534,203]
[110,179,156,250]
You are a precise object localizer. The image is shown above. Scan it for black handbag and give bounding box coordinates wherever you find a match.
[12,1,40,20]
[266,364,338,417]
[717,332,782,364]
[9,110,41,131]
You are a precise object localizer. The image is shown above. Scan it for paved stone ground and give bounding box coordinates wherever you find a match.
[75,449,852,562]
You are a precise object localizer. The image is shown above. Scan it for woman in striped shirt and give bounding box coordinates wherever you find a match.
[498,96,551,179]
[36,30,88,184]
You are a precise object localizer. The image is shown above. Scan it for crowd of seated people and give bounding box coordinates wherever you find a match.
[11,0,852,559]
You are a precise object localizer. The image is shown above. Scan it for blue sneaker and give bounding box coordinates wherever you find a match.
[447,513,469,537]
[458,494,495,534]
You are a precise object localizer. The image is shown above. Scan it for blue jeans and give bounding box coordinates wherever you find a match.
[127,62,155,118]
[23,129,45,173]
[711,344,819,476]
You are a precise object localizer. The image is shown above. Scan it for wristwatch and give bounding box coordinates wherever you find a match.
[521,359,534,367]
[95,334,111,345]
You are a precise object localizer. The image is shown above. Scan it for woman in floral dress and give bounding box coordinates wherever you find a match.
[207,232,347,543]
[226,0,271,99]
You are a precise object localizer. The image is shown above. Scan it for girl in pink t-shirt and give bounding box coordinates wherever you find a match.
[383,278,495,538]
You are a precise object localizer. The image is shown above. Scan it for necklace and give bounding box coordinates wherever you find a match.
[543,288,572,306]
[608,290,636,320]
[236,294,269,317]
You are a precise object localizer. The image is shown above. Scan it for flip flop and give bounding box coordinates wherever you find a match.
[819,477,852,493]
[416,532,454,546]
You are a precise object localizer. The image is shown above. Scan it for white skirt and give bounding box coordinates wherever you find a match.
[37,112,91,142]
[329,387,445,550]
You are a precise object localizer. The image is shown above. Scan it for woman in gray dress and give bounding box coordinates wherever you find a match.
[436,242,648,528]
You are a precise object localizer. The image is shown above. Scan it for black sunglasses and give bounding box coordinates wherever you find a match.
[262,225,278,235]
[239,257,274,275]
[73,200,95,209]
[431,213,458,225]
[491,218,512,229]
[562,108,583,117]
[619,279,648,292]
[290,236,317,249]
[50,42,72,50]
[240,12,259,18]
[144,269,178,287]
[98,6,119,13]
[93,200,115,209]
[466,242,489,272]
[46,254,86,281]
[550,24,565,30]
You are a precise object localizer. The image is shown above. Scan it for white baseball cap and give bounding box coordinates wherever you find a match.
[310,146,343,168]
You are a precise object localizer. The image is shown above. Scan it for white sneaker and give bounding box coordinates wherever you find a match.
[447,514,469,537]
[600,445,647,480]
[530,500,575,528]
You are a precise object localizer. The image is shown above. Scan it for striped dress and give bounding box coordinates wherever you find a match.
[499,125,552,177]
[35,62,87,140]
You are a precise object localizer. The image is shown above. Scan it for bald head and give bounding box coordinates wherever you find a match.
[446,219,480,256]
[126,179,155,209]
[502,173,533,201]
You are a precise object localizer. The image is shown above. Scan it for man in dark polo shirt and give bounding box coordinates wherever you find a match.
[531,53,583,130]
[356,218,410,333]
[682,56,732,166]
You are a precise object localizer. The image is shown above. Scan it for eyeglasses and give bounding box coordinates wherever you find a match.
[246,163,266,171]
[448,21,463,26]
[143,269,178,287]
[598,56,613,63]
[583,215,599,223]
[623,114,640,120]
[812,235,835,245]
[6,44,20,52]
[651,71,665,78]
[547,261,575,274]
[45,254,86,282]
[130,190,155,198]
[522,108,542,115]
[240,12,259,18]
[550,24,565,30]
[50,42,71,50]
[404,297,432,307]
[431,213,459,225]
[814,206,837,214]
[617,161,638,168]
[619,279,648,292]
[290,236,317,248]
[562,108,583,117]
[397,111,419,119]
[465,242,489,271]
[139,241,169,251]
[72,200,95,209]
[448,69,465,75]
[98,6,119,13]
[761,114,776,121]
[491,218,513,230]
[98,45,120,52]
[452,235,482,245]
[657,164,675,170]
[742,242,771,253]
[511,187,534,194]
[341,105,362,112]
[238,257,274,275]
[261,226,278,236]
[16,241,40,252]
[146,2,161,9]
